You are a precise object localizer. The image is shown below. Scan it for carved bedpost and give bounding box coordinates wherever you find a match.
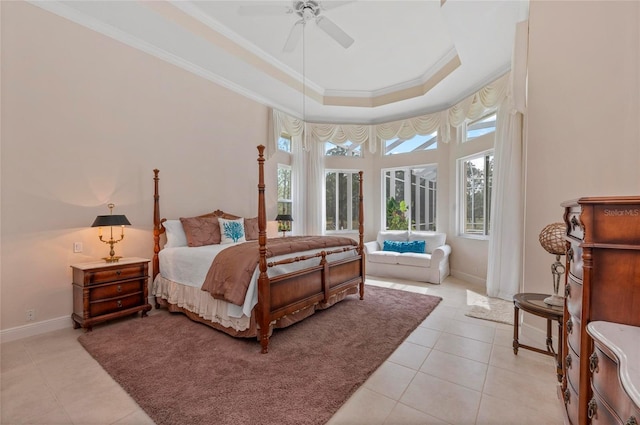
[359,170,365,300]
[153,169,161,282]
[256,145,271,353]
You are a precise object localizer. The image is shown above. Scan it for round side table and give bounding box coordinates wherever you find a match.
[512,292,564,382]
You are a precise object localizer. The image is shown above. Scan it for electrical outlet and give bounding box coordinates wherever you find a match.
[73,242,83,253]
[26,309,35,322]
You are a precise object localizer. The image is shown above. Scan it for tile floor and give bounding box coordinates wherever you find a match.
[1,276,565,425]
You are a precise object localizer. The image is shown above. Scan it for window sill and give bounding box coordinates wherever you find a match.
[458,233,490,241]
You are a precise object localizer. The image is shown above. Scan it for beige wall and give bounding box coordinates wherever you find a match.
[3,0,638,337]
[523,1,639,329]
[1,2,270,331]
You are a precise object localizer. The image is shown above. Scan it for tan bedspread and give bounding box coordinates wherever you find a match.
[201,236,358,305]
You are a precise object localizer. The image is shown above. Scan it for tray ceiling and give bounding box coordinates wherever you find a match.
[31,0,529,124]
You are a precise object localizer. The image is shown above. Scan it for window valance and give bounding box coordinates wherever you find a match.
[269,72,510,156]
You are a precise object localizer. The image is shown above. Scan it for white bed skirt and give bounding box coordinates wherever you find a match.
[152,275,252,332]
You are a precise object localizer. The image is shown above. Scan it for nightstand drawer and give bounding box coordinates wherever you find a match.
[89,279,143,301]
[78,263,147,286]
[89,293,143,317]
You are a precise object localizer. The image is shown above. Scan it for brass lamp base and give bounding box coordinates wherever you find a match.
[102,256,122,263]
[544,294,564,307]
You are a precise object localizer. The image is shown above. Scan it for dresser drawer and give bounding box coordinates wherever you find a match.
[568,242,583,280]
[563,378,580,425]
[566,209,584,241]
[567,315,582,355]
[591,346,629,417]
[566,275,583,320]
[89,279,144,301]
[566,345,581,396]
[89,293,143,317]
[589,395,623,425]
[75,262,148,286]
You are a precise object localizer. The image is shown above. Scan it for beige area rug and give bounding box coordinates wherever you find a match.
[78,285,442,425]
[465,294,514,325]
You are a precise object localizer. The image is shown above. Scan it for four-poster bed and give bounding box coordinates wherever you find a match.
[152,145,365,353]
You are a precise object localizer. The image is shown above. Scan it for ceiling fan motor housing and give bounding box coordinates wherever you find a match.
[294,1,320,21]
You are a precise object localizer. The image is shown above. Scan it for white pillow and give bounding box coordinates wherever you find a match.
[376,230,408,249]
[409,231,446,254]
[219,217,246,244]
[163,219,188,248]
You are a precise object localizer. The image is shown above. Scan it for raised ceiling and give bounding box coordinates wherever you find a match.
[31,0,529,124]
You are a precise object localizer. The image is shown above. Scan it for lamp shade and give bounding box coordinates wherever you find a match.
[91,215,131,227]
[274,214,293,222]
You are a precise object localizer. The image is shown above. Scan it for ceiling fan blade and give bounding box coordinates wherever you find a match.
[283,20,305,52]
[315,15,354,49]
[238,5,292,16]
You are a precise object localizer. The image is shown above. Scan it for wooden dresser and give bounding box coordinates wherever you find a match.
[586,321,639,425]
[71,257,152,330]
[560,197,640,425]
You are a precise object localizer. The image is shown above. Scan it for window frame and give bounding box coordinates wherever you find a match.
[458,149,494,239]
[383,131,438,156]
[324,169,361,233]
[278,133,292,153]
[324,141,363,158]
[463,111,497,143]
[381,164,437,232]
[277,163,292,217]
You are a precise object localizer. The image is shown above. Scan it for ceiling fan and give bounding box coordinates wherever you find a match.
[239,1,354,52]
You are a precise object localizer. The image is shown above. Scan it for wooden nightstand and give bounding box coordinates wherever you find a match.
[71,257,152,331]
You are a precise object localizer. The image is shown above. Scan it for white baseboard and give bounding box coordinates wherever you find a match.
[1,316,72,344]
[450,269,486,287]
[1,296,158,344]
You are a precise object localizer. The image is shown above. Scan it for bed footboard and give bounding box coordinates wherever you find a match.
[255,145,365,353]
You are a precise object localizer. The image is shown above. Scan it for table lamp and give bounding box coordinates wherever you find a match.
[91,203,131,263]
[538,222,567,306]
[275,214,293,238]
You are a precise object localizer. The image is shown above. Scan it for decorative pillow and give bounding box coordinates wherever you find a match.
[376,230,408,249]
[180,216,221,247]
[219,217,246,244]
[409,232,446,254]
[163,220,188,248]
[382,240,426,254]
[244,217,259,241]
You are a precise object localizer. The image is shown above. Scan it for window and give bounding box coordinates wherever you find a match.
[278,134,291,153]
[383,165,437,231]
[277,164,292,216]
[459,151,494,237]
[464,112,497,142]
[325,141,362,157]
[325,170,360,232]
[384,131,437,155]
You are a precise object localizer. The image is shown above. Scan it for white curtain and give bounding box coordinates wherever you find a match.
[486,20,529,300]
[304,137,325,235]
[486,98,524,300]
[273,111,325,235]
